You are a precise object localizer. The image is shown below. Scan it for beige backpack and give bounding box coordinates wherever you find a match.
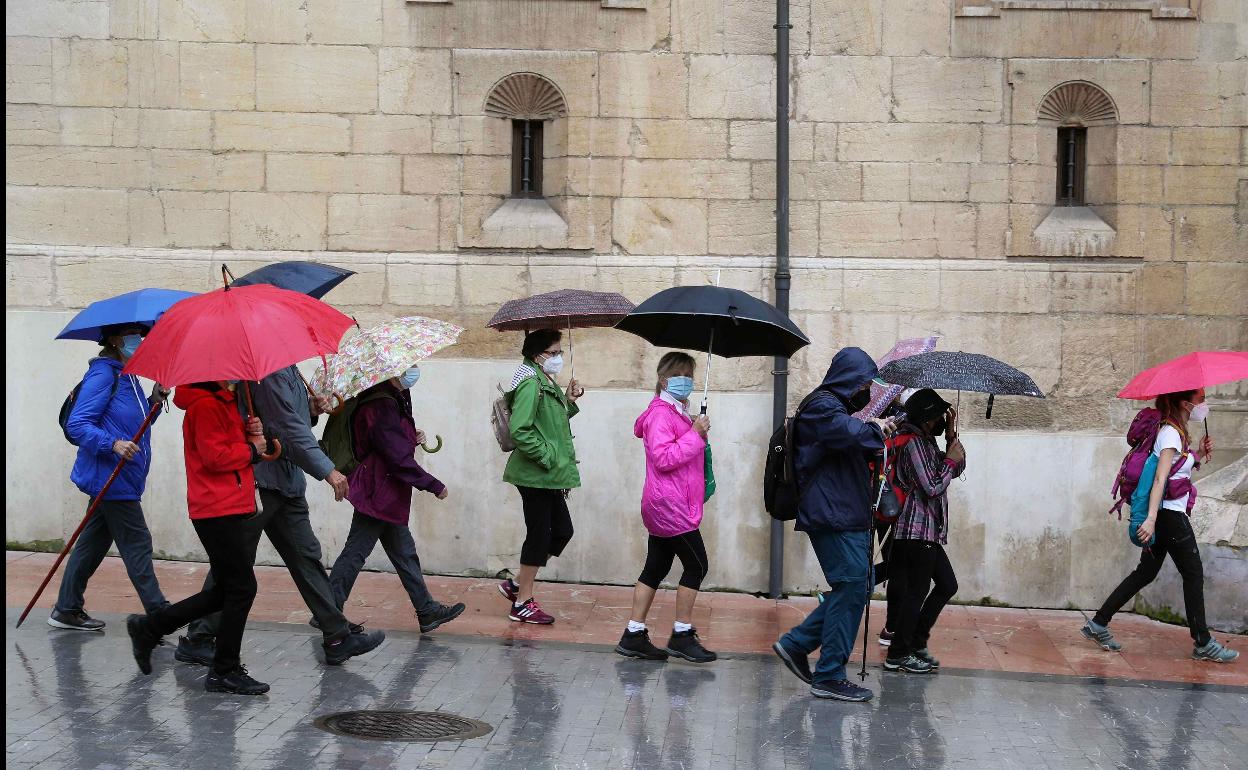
[491,384,516,452]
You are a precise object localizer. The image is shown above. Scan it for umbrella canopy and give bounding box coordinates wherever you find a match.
[1117,351,1248,400]
[230,261,355,300]
[122,284,354,386]
[487,289,635,331]
[615,286,810,358]
[878,350,1044,418]
[311,316,465,400]
[853,336,940,420]
[56,288,197,342]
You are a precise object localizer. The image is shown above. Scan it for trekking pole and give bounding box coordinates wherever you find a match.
[860,440,889,680]
[15,401,161,629]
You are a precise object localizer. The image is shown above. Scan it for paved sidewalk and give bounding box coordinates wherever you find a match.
[6,551,1246,687]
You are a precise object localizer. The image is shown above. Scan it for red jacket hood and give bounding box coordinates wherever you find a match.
[173,384,234,410]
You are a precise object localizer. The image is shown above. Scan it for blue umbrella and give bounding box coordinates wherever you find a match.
[55,288,197,342]
[229,261,354,299]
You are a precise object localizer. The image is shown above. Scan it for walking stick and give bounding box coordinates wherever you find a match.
[860,439,891,680]
[15,401,161,629]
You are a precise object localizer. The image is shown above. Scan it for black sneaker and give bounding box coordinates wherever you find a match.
[47,608,105,632]
[125,614,162,675]
[811,679,873,702]
[914,647,940,670]
[664,628,717,663]
[616,629,670,661]
[174,636,215,667]
[323,629,385,665]
[772,641,812,684]
[884,654,933,674]
[418,602,466,634]
[206,666,270,695]
[308,616,366,634]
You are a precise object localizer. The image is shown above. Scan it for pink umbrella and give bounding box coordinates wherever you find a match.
[854,336,940,420]
[1117,351,1248,400]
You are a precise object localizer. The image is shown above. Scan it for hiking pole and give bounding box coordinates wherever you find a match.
[860,440,889,680]
[15,401,161,629]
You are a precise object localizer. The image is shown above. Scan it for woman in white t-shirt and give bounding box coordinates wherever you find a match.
[1080,388,1239,664]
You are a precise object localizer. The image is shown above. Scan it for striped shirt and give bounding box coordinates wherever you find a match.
[891,425,965,544]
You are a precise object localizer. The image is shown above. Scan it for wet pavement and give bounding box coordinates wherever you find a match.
[6,608,1248,770]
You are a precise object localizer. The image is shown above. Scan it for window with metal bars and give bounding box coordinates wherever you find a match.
[1055,127,1087,206]
[511,120,544,198]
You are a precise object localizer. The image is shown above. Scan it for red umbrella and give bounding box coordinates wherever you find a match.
[1117,351,1248,400]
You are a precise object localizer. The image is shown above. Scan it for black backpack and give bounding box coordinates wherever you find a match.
[59,369,122,445]
[763,390,824,521]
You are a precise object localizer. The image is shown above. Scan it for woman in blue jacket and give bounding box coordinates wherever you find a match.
[50,324,169,632]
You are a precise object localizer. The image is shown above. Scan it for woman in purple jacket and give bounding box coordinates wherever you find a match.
[327,366,465,633]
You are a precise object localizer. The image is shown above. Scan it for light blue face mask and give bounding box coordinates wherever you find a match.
[119,334,143,360]
[664,376,695,401]
[397,366,421,390]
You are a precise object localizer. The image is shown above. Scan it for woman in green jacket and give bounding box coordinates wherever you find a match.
[497,329,584,625]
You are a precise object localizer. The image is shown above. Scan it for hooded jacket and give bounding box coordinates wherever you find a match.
[174,384,258,520]
[634,395,706,537]
[502,360,581,490]
[67,357,161,501]
[792,347,885,532]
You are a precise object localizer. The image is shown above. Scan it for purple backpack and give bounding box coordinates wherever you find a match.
[1109,408,1193,518]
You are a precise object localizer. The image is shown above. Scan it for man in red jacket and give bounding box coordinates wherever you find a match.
[125,381,272,695]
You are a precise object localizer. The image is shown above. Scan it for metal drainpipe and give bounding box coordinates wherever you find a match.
[769,0,792,600]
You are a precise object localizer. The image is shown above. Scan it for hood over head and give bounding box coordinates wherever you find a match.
[173,382,232,410]
[819,347,879,403]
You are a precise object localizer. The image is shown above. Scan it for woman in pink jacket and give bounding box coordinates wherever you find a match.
[615,352,716,664]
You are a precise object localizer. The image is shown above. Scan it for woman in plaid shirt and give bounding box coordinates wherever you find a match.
[884,389,966,674]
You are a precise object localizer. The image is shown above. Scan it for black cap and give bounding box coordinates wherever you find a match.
[904,388,951,425]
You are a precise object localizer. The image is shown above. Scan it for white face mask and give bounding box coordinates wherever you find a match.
[1188,402,1209,422]
[540,354,564,376]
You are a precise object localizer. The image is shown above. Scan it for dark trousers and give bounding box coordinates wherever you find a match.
[780,530,871,684]
[56,499,167,614]
[872,522,901,632]
[637,529,708,590]
[186,489,351,643]
[517,486,574,567]
[149,513,259,674]
[329,511,436,615]
[1093,508,1209,646]
[888,540,958,659]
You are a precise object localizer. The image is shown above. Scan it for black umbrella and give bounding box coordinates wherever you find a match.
[229,261,355,300]
[615,285,810,412]
[877,351,1044,418]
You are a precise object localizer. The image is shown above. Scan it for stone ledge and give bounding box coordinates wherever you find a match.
[406,0,645,7]
[956,0,1199,18]
[1032,206,1117,258]
[478,197,571,249]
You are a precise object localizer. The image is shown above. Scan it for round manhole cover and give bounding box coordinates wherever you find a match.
[313,710,492,742]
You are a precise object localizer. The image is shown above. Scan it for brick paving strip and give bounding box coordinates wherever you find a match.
[7,551,1246,688]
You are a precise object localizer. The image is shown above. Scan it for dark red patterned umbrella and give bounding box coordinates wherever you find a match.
[487,289,635,377]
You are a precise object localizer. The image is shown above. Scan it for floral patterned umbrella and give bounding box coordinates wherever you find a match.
[310,316,464,401]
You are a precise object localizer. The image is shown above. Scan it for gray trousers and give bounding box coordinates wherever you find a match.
[329,511,437,615]
[56,499,167,615]
[186,489,350,642]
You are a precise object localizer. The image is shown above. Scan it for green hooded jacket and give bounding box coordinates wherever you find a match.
[503,361,581,490]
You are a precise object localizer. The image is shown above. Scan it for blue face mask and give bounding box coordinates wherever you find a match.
[664,376,695,401]
[119,334,143,360]
[397,367,421,390]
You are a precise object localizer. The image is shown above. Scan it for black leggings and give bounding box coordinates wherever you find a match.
[638,529,708,591]
[1093,508,1209,646]
[888,540,958,659]
[518,486,574,567]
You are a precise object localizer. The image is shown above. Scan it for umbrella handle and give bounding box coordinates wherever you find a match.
[420,434,444,453]
[326,392,346,416]
[241,381,283,461]
[985,393,995,420]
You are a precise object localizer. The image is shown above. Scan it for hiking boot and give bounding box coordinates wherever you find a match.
[1193,639,1239,664]
[418,602,466,634]
[174,636,215,667]
[884,654,933,674]
[509,598,555,625]
[47,608,106,632]
[664,628,717,663]
[498,578,520,603]
[878,627,894,647]
[811,679,873,702]
[616,629,669,661]
[206,666,270,695]
[308,616,366,634]
[914,648,940,670]
[772,641,812,685]
[323,629,385,665]
[1080,620,1123,652]
[125,614,162,675]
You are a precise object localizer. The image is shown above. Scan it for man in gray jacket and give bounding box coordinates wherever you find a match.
[175,365,385,666]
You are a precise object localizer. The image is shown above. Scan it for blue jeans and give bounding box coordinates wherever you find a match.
[55,499,167,614]
[780,529,871,685]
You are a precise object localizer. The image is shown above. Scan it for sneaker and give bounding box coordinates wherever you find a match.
[498,578,520,603]
[47,608,105,632]
[878,627,894,647]
[418,602,466,634]
[883,654,933,674]
[914,648,940,670]
[206,666,270,695]
[811,679,873,702]
[323,629,385,665]
[664,628,717,663]
[174,636,215,667]
[616,629,669,661]
[1192,639,1240,664]
[509,598,555,625]
[772,641,813,685]
[125,614,162,675]
[308,616,366,634]
[1080,620,1123,652]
